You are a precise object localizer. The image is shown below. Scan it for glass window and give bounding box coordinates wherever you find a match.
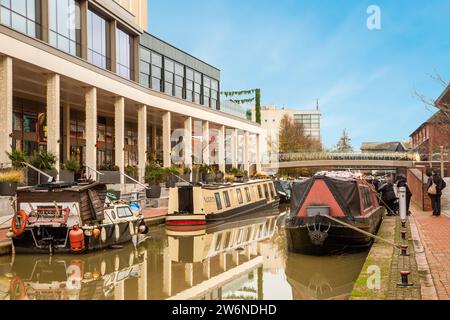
[214,233,222,251]
[116,27,132,79]
[223,191,231,208]
[164,58,174,96]
[87,9,109,70]
[236,189,243,204]
[214,192,222,210]
[257,185,263,198]
[263,184,270,199]
[0,0,41,38]
[269,183,276,199]
[49,0,81,56]
[117,206,133,218]
[203,75,211,108]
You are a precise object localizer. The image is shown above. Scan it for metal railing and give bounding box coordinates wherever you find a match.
[119,171,150,190]
[85,165,105,181]
[22,162,54,183]
[277,152,420,162]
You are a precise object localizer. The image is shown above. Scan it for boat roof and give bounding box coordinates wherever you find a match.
[314,171,362,181]
[17,181,106,193]
[200,179,272,190]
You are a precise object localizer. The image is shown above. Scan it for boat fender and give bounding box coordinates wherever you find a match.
[69,225,85,252]
[92,228,101,238]
[129,221,135,236]
[138,221,149,234]
[114,224,120,241]
[101,227,107,243]
[11,210,28,237]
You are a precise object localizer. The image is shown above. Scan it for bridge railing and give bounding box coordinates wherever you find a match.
[277,152,420,162]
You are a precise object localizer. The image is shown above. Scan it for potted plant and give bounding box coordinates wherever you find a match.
[6,149,27,169]
[0,170,24,196]
[145,162,165,198]
[199,164,215,183]
[98,163,121,184]
[28,149,57,185]
[60,159,80,182]
[125,165,139,182]
[165,166,182,188]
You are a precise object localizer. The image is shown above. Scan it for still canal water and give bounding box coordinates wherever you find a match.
[0,207,368,300]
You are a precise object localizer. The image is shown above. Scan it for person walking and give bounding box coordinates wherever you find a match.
[395,175,412,216]
[378,176,398,216]
[427,170,447,216]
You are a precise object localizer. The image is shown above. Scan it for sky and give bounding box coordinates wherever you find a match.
[148,0,450,150]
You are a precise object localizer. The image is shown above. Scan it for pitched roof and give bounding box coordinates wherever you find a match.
[360,142,406,152]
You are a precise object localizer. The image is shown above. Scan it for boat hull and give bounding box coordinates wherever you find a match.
[285,207,384,255]
[12,219,145,254]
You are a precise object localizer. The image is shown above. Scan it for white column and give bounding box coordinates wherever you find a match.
[218,125,226,173]
[115,97,125,184]
[232,251,240,265]
[0,56,13,166]
[85,87,97,179]
[256,133,262,173]
[184,117,193,172]
[244,131,250,173]
[202,121,210,165]
[184,263,194,287]
[231,128,238,169]
[46,73,60,172]
[63,104,71,163]
[163,112,171,168]
[137,105,147,183]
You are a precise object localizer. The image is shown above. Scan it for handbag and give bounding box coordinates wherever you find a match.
[428,180,438,195]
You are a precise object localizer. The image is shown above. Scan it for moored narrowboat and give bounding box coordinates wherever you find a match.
[274,180,292,203]
[285,172,384,255]
[7,182,148,254]
[166,179,279,227]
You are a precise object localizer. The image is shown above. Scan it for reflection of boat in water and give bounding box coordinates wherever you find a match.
[10,182,148,254]
[163,211,279,300]
[284,252,368,300]
[286,172,384,255]
[0,245,147,300]
[166,180,279,227]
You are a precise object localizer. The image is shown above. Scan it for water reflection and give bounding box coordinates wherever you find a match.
[0,208,368,300]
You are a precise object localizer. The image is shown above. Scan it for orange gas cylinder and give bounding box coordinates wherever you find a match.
[69,225,85,252]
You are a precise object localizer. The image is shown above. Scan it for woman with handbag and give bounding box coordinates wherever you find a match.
[427,170,447,216]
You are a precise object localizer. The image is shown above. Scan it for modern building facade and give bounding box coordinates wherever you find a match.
[220,100,248,120]
[259,105,321,161]
[0,0,262,183]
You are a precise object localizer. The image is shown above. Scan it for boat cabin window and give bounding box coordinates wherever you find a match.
[223,191,231,208]
[214,192,223,210]
[215,233,223,251]
[111,210,116,220]
[237,229,244,244]
[257,185,263,198]
[117,207,133,218]
[224,231,231,248]
[245,187,251,202]
[362,187,373,210]
[263,184,270,200]
[236,189,244,204]
[246,227,252,242]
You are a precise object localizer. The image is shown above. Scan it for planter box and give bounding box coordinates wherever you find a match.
[146,185,162,198]
[59,170,75,183]
[0,182,17,196]
[99,171,121,184]
[27,169,58,186]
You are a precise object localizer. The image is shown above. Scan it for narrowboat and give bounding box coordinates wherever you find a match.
[274,180,292,203]
[285,172,384,255]
[7,182,148,254]
[166,179,279,227]
[1,245,146,300]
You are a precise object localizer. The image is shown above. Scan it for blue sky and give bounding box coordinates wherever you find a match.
[148,0,450,150]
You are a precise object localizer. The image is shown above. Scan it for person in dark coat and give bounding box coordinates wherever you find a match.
[378,177,398,216]
[427,170,447,216]
[395,175,412,216]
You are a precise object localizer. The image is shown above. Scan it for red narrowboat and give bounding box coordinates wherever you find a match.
[285,172,385,255]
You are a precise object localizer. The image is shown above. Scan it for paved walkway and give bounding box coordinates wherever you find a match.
[411,206,450,299]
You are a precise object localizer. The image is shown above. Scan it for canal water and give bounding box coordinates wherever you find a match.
[0,207,368,300]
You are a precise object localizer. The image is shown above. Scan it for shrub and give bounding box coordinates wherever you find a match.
[30,149,57,170]
[6,149,27,169]
[125,165,139,177]
[98,163,120,171]
[64,159,81,173]
[0,170,24,183]
[145,163,165,185]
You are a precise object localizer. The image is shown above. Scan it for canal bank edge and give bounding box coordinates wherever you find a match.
[350,214,432,300]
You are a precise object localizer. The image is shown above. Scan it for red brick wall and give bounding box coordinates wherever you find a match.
[407,168,432,211]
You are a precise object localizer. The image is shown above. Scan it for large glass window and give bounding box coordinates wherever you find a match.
[194,71,202,104]
[49,0,80,56]
[0,0,41,38]
[203,76,211,108]
[139,47,162,91]
[174,62,184,99]
[185,68,194,102]
[164,58,174,96]
[87,9,109,70]
[211,79,219,109]
[116,27,132,80]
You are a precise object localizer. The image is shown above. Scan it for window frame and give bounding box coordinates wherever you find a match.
[214,192,223,210]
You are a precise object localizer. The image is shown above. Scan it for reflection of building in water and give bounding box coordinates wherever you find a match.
[163,214,278,300]
[0,246,148,300]
[259,240,285,274]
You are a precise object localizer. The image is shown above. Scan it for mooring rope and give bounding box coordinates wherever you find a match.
[322,214,400,249]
